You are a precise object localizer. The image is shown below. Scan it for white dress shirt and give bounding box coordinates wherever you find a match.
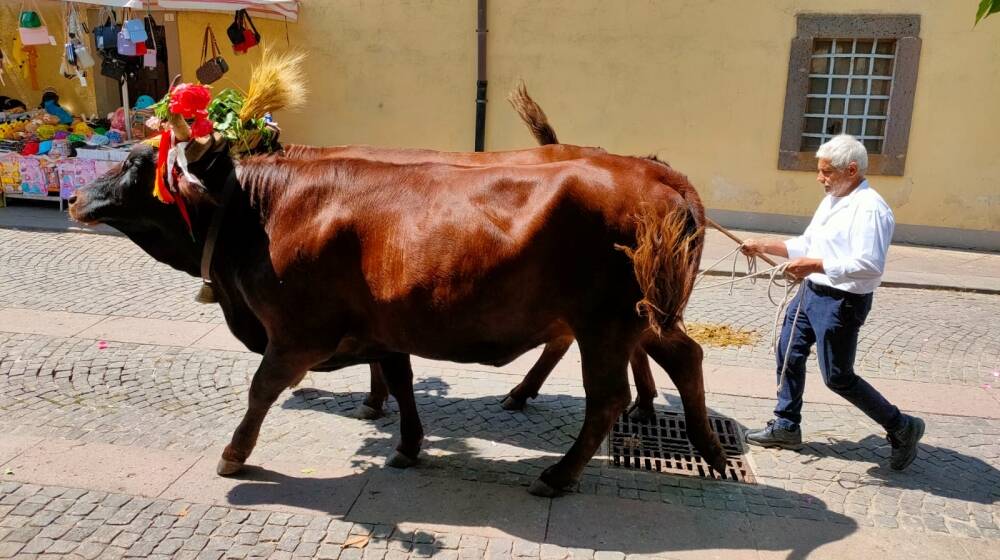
[784,180,895,294]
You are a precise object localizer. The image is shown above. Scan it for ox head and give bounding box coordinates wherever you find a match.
[68,117,232,277]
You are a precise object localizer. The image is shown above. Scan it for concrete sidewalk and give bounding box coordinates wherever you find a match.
[2,202,996,292]
[1,434,994,560]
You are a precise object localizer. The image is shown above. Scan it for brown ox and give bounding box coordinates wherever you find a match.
[69,132,723,496]
[280,86,665,420]
[277,142,662,421]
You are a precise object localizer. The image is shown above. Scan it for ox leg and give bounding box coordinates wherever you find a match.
[218,349,323,476]
[379,353,425,468]
[626,349,657,423]
[529,332,632,497]
[355,363,389,420]
[502,335,574,411]
[641,328,727,474]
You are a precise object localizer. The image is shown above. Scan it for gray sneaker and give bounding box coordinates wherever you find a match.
[745,420,802,449]
[888,414,925,471]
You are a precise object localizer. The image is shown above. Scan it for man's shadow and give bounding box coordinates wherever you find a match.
[799,435,999,505]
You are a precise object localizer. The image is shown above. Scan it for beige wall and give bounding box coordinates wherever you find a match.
[0,2,97,117]
[19,1,994,234]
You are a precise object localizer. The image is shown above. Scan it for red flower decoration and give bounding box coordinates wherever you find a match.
[190,118,214,138]
[168,84,212,119]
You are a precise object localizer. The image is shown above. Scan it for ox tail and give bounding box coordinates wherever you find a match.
[507,81,559,146]
[619,194,704,337]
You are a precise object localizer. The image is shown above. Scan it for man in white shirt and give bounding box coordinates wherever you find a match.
[740,134,924,471]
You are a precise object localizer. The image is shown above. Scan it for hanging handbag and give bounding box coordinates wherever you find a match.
[74,44,95,69]
[19,9,41,29]
[227,9,260,53]
[122,9,148,43]
[100,57,125,81]
[93,8,119,51]
[196,25,229,84]
[18,2,50,46]
[117,27,137,56]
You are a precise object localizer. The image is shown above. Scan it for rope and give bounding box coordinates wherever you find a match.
[693,244,804,392]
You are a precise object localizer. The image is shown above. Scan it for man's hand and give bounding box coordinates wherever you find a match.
[741,238,765,257]
[784,257,824,280]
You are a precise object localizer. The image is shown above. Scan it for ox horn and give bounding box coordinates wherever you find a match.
[165,74,191,142]
[168,112,191,143]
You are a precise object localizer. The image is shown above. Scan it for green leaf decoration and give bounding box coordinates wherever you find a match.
[976,0,1000,25]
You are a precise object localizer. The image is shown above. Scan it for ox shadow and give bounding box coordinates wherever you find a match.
[225,455,858,559]
[225,377,862,558]
[798,435,1000,506]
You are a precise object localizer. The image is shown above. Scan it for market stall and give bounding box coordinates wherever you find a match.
[0,0,298,209]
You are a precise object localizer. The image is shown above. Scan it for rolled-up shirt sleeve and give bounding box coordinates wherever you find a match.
[784,232,811,259]
[822,208,894,283]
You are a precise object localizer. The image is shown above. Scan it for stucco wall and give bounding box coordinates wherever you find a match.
[49,1,1000,235]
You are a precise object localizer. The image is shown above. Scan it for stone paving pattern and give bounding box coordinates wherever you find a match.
[3,229,996,385]
[2,227,999,558]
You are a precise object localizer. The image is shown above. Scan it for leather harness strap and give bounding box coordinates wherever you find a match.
[200,170,238,285]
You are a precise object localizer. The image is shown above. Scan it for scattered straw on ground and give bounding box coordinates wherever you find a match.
[686,322,760,347]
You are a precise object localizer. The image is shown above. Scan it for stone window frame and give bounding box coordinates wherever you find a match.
[778,14,921,176]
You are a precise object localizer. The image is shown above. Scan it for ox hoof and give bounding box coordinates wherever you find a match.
[501,394,528,411]
[216,458,245,477]
[627,404,656,424]
[527,478,561,498]
[386,451,419,469]
[353,404,385,420]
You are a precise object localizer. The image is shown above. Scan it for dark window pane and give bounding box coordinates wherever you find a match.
[810,57,830,74]
[814,40,833,55]
[850,78,869,94]
[855,40,874,54]
[804,117,825,133]
[865,119,885,136]
[852,57,869,75]
[846,119,863,135]
[806,97,827,114]
[829,98,845,114]
[834,40,851,54]
[809,77,829,94]
[833,57,851,74]
[872,58,894,76]
[831,78,848,94]
[870,79,891,96]
[826,119,844,135]
[801,135,822,150]
[848,98,866,115]
[875,40,896,55]
[868,98,888,115]
[864,138,883,153]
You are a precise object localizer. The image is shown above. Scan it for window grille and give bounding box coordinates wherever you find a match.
[802,38,896,154]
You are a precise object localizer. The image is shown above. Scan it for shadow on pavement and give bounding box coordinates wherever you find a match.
[800,435,1000,505]
[262,377,861,557]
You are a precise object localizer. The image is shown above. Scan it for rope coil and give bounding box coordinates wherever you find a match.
[693,244,804,392]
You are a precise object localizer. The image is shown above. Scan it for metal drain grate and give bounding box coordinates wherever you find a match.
[607,411,756,483]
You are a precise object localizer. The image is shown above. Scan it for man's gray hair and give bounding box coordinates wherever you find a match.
[816,134,868,173]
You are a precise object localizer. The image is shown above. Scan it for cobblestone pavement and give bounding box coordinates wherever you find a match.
[1,329,998,542]
[1,480,549,560]
[2,228,999,557]
[2,228,997,386]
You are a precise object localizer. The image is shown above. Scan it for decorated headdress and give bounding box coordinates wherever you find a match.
[145,45,306,235]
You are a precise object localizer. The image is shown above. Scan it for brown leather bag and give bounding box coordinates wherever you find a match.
[195,25,228,84]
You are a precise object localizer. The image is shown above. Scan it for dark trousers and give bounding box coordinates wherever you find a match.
[774,281,903,432]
